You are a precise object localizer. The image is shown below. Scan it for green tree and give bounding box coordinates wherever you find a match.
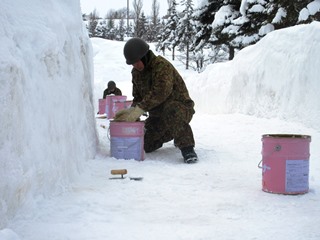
[177,0,196,69]
[158,0,180,59]
[88,9,99,37]
[136,12,148,39]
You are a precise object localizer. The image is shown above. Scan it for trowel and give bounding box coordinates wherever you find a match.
[109,169,143,181]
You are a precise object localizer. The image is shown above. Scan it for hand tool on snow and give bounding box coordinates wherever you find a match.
[109,169,143,181]
[109,169,127,179]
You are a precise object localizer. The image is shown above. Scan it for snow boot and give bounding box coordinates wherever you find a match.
[181,146,198,164]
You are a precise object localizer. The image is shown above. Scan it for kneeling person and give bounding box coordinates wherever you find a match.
[114,38,198,164]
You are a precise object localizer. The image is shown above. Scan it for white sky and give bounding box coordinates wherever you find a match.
[80,0,169,17]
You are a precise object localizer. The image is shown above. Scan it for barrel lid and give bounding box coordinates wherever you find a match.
[262,134,311,139]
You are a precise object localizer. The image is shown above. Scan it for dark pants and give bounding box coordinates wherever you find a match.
[144,101,195,153]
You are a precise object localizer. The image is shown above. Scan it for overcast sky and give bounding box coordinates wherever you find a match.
[80,0,170,17]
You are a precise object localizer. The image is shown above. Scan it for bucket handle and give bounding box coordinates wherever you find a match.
[257,144,282,169]
[107,127,111,140]
[258,160,263,169]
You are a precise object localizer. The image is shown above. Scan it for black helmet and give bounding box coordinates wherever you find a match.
[108,81,116,89]
[123,38,149,65]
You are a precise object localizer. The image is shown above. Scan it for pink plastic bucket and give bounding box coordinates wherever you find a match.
[109,121,145,161]
[98,99,107,114]
[260,134,311,194]
[105,96,127,119]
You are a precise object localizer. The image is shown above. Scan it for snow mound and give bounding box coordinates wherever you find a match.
[192,22,320,130]
[0,0,97,228]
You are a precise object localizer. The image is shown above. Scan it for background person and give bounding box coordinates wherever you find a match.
[103,80,122,98]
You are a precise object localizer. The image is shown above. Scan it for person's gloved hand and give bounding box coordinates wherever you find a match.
[114,106,144,122]
[114,108,132,120]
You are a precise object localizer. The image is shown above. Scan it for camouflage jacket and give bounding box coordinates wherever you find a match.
[131,50,195,116]
[103,87,122,98]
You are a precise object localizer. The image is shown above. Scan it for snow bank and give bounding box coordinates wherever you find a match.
[0,228,21,240]
[0,0,97,227]
[192,22,320,130]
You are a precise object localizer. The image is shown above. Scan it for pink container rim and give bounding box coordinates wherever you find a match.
[110,120,145,125]
[262,134,311,140]
[109,121,145,137]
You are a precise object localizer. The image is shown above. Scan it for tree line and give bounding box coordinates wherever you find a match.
[83,0,163,42]
[83,0,320,71]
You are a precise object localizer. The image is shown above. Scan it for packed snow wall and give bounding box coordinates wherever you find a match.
[0,0,97,227]
[194,22,320,130]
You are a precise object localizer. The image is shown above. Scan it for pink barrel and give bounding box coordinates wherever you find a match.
[98,99,107,114]
[105,96,127,119]
[109,121,145,161]
[113,100,133,115]
[260,134,311,194]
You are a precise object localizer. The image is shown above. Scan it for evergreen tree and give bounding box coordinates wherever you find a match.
[88,9,99,37]
[125,22,134,37]
[193,0,224,51]
[106,18,116,40]
[195,0,320,62]
[177,0,196,69]
[136,12,148,39]
[208,0,241,60]
[116,18,126,40]
[95,20,107,38]
[107,17,115,30]
[156,19,167,55]
[158,0,180,59]
[224,0,320,51]
[145,18,161,42]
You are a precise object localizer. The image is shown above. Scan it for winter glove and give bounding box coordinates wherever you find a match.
[114,108,132,120]
[114,106,144,122]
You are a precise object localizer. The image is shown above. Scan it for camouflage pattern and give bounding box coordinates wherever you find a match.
[130,50,195,152]
[103,87,122,98]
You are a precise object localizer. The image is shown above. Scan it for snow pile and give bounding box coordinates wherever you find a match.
[192,22,320,130]
[0,229,21,240]
[0,0,97,228]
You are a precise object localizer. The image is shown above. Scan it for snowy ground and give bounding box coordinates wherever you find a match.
[6,114,320,240]
[3,23,320,240]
